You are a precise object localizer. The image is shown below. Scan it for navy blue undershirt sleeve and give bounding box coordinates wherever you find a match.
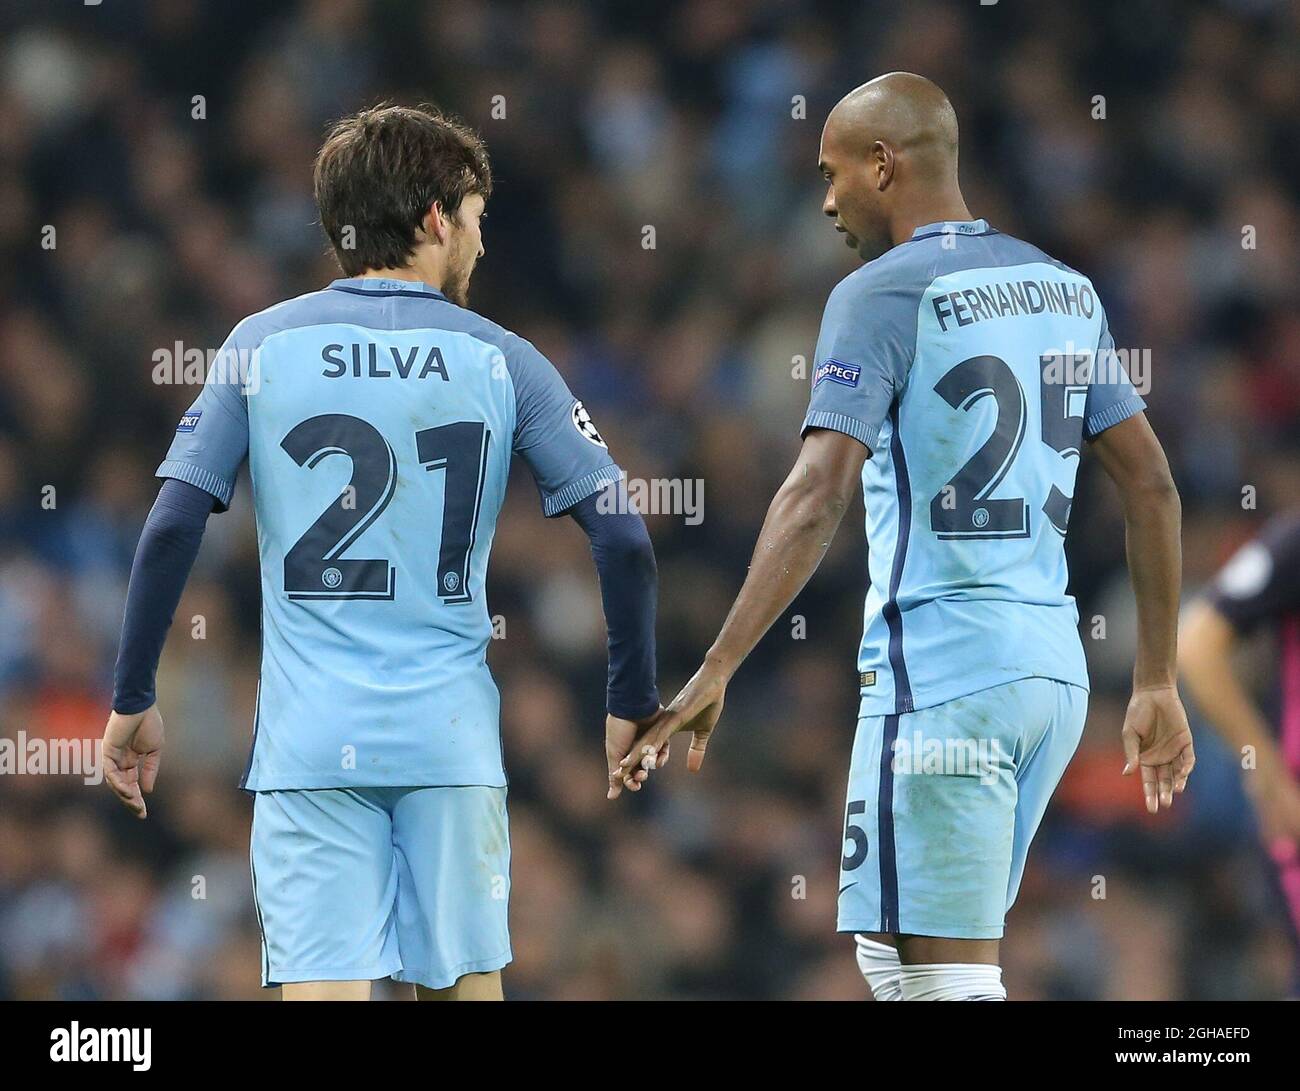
[111,478,216,714]
[569,485,660,721]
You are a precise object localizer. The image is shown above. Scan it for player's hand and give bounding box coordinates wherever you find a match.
[1121,685,1195,814]
[617,661,728,783]
[606,708,668,799]
[101,705,165,819]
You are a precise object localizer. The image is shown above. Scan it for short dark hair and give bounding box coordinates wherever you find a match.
[313,104,493,276]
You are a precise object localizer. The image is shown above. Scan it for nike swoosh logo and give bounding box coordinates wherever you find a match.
[839,882,859,896]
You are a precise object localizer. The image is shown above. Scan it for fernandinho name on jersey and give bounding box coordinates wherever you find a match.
[930,274,1098,331]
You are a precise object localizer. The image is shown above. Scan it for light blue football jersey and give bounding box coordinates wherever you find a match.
[803,220,1146,717]
[160,277,623,790]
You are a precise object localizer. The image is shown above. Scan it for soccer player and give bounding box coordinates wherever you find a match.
[101,105,664,1000]
[1180,514,1300,992]
[614,73,1195,1000]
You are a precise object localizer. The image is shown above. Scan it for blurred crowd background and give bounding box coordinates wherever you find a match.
[2,0,1299,1000]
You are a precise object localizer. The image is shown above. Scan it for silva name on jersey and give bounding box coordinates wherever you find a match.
[321,342,451,380]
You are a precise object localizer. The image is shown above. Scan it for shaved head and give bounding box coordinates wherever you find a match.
[818,72,969,257]
[825,72,960,179]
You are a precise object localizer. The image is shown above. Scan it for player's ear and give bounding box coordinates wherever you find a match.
[873,141,894,191]
[421,201,449,246]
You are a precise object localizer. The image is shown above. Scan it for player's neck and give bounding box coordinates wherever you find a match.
[890,194,974,246]
[359,252,447,292]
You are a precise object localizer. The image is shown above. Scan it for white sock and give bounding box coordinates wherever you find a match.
[853,935,903,1001]
[898,962,1006,1001]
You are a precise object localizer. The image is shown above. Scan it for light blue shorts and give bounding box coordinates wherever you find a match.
[838,677,1087,940]
[250,785,511,990]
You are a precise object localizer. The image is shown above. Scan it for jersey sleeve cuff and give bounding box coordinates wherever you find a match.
[542,463,625,517]
[156,459,234,512]
[1084,395,1146,439]
[112,692,157,715]
[609,691,662,722]
[801,410,879,453]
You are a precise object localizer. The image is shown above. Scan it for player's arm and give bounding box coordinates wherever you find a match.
[1089,410,1195,811]
[104,480,215,817]
[704,427,868,672]
[1090,412,1182,691]
[616,427,868,777]
[615,270,900,780]
[1179,521,1300,839]
[102,334,250,817]
[566,486,665,798]
[500,335,663,794]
